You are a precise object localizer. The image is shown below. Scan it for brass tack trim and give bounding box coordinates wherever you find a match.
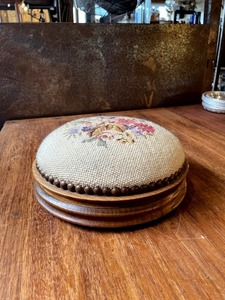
[36,161,187,197]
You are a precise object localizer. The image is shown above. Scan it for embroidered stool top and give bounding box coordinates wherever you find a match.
[33,115,188,228]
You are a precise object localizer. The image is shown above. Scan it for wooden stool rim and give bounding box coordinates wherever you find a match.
[32,160,189,203]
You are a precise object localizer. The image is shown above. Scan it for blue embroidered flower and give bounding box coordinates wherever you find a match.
[68,127,79,134]
[82,126,93,132]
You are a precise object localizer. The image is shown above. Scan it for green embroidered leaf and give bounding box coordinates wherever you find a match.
[97,139,107,148]
[82,137,97,143]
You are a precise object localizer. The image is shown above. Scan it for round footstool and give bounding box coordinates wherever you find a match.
[33,115,188,228]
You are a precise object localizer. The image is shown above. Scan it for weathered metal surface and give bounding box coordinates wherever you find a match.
[0,23,210,127]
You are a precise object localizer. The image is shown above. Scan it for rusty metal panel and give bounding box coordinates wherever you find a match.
[0,23,210,126]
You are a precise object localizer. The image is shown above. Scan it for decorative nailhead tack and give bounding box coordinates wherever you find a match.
[140,184,148,193]
[60,180,67,190]
[48,176,54,184]
[93,186,102,195]
[172,174,176,181]
[68,183,75,192]
[54,179,60,187]
[75,185,84,194]
[156,180,163,188]
[84,186,93,195]
[131,186,140,194]
[148,182,156,191]
[163,177,170,185]
[121,187,130,195]
[111,187,121,196]
[102,187,111,196]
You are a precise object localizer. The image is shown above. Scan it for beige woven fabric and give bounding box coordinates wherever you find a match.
[36,116,185,188]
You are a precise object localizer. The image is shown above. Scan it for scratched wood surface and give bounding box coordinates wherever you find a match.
[1,104,225,299]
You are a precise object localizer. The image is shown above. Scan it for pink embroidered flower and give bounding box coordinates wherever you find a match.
[116,118,135,125]
[97,132,114,141]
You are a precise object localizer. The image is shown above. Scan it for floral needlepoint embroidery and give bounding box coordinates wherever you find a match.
[64,116,155,147]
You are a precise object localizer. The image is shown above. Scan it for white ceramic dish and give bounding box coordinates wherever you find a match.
[202,91,225,114]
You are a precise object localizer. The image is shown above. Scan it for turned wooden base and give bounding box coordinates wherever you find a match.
[33,161,188,228]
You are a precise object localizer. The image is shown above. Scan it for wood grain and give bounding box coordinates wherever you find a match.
[1,105,225,299]
[33,171,187,228]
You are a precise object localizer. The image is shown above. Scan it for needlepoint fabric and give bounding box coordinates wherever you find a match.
[36,116,185,189]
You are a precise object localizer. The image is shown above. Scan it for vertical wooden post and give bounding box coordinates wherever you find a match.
[202,0,222,92]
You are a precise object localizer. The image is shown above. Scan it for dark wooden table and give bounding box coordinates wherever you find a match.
[1,105,225,299]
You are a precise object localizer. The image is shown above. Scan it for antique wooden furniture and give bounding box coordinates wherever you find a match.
[33,115,188,228]
[1,104,225,299]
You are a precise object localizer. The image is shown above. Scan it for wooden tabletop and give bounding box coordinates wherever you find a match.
[1,105,225,299]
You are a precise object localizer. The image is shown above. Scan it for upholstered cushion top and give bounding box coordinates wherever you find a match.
[36,116,186,196]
